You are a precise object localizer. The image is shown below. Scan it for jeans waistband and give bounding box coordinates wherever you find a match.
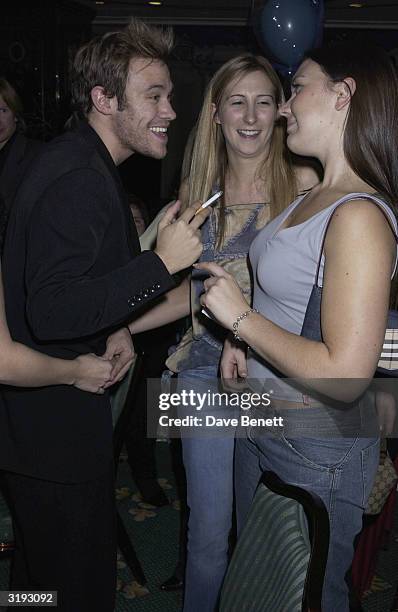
[270,396,326,410]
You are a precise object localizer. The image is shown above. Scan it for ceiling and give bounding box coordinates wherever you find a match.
[76,0,398,28]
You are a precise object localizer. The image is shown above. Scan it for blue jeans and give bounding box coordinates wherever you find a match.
[177,366,236,612]
[235,406,379,612]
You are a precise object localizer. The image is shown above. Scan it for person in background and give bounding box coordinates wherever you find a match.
[123,193,172,506]
[128,193,149,238]
[129,53,318,610]
[0,18,207,611]
[0,78,43,243]
[199,41,398,611]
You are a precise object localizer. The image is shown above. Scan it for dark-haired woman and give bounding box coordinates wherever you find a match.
[199,42,398,611]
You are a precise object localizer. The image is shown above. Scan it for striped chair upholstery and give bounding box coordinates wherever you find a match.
[220,471,329,612]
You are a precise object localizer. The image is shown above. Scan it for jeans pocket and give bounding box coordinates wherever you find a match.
[279,435,359,471]
[360,437,381,507]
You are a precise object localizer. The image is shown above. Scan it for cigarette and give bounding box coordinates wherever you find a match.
[194,190,223,216]
[201,308,212,319]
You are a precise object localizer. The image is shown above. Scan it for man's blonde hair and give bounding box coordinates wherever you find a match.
[71,18,174,116]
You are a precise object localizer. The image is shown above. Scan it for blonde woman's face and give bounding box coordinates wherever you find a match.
[213,70,277,161]
[0,95,17,149]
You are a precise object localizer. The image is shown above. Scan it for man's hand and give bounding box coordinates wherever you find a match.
[102,327,135,387]
[154,200,209,274]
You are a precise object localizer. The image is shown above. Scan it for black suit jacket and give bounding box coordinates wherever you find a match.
[0,132,43,212]
[0,121,175,482]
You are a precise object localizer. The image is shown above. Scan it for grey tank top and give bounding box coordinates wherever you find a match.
[247,191,398,401]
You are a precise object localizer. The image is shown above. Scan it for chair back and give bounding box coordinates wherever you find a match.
[219,471,329,612]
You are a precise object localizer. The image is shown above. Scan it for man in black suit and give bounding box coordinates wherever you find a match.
[0,19,207,611]
[0,130,42,213]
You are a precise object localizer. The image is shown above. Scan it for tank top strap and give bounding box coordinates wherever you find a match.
[317,192,398,287]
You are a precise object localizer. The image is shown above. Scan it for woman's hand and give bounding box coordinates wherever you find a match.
[102,327,135,386]
[220,335,248,391]
[72,354,113,394]
[375,391,396,436]
[195,262,250,330]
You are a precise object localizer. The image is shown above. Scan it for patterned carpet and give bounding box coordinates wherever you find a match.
[0,442,397,611]
[114,442,183,611]
[0,441,183,612]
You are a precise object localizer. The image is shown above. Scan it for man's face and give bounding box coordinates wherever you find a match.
[112,58,176,160]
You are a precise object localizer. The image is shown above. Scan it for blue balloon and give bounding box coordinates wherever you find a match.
[272,61,296,78]
[253,0,324,70]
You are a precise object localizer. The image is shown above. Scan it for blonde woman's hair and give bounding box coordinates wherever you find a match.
[182,54,297,246]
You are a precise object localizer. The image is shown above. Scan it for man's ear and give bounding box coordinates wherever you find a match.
[212,102,221,125]
[335,77,356,111]
[90,86,118,115]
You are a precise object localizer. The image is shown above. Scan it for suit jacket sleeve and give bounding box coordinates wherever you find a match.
[25,168,175,340]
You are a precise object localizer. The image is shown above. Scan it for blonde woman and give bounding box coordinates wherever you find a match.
[130,53,318,611]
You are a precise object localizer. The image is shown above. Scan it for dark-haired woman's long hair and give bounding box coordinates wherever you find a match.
[307,42,398,211]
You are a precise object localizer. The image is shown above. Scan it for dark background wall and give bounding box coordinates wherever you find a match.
[3,0,398,218]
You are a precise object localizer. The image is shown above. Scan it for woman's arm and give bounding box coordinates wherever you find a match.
[139,180,190,253]
[128,276,190,334]
[0,267,112,391]
[128,180,193,335]
[199,200,395,401]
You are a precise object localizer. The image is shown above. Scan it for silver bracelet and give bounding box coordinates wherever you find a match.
[232,308,258,342]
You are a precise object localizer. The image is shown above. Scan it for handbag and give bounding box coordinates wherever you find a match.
[365,440,397,515]
[301,193,398,376]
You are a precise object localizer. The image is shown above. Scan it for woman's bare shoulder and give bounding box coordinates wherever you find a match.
[326,198,396,255]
